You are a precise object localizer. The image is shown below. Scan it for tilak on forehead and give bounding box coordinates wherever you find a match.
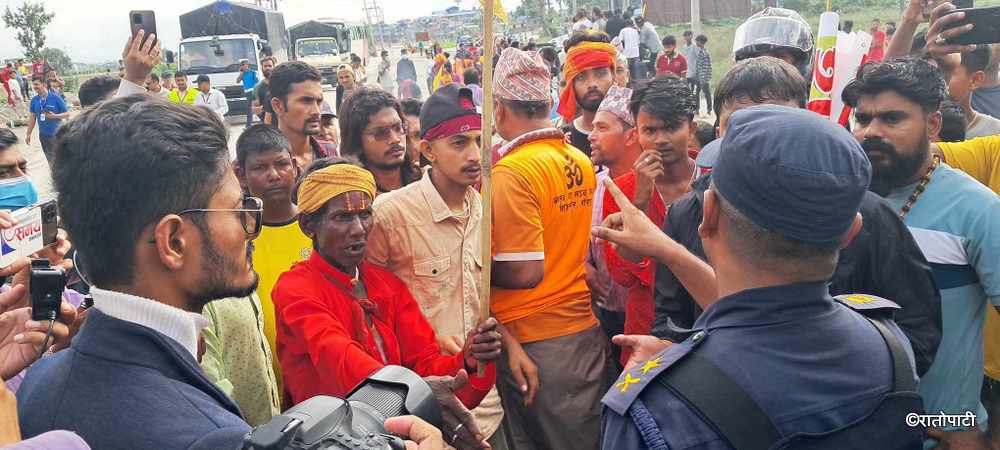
[342,191,369,212]
[558,41,618,122]
[297,164,377,215]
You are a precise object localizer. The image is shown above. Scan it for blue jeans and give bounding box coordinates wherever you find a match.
[40,134,56,162]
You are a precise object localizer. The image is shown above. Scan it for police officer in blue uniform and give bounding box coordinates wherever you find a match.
[594,105,924,450]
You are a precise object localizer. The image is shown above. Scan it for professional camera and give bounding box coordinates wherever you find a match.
[243,366,443,450]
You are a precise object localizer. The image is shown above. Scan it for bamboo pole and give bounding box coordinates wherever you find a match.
[478,0,497,378]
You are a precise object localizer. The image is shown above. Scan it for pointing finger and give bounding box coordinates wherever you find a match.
[604,178,638,213]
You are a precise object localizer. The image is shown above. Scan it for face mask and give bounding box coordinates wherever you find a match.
[0,176,38,211]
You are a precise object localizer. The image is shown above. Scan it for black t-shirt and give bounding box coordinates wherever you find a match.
[254,80,277,127]
[651,173,943,376]
[605,17,627,39]
[569,120,593,157]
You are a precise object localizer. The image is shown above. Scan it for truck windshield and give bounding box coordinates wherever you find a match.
[180,38,256,74]
[297,39,339,57]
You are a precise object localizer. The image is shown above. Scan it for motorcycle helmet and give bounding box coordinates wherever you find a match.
[733,7,815,76]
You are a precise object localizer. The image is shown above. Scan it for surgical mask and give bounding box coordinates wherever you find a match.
[0,176,38,211]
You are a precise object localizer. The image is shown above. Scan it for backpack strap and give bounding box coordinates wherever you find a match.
[863,316,916,392]
[657,352,780,450]
[657,303,915,450]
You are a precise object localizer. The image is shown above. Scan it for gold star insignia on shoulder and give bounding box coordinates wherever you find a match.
[640,357,662,375]
[616,372,642,393]
[842,294,875,304]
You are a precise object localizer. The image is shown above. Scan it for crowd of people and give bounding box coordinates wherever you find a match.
[1,1,1000,449]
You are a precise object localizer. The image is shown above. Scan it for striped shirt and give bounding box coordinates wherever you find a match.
[885,163,1000,433]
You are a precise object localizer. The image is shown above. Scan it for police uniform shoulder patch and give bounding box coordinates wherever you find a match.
[833,294,901,312]
[602,339,695,415]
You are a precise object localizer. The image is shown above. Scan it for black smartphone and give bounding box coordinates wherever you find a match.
[129,10,157,47]
[926,0,974,19]
[943,5,1000,45]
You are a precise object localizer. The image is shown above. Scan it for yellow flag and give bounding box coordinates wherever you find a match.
[480,0,509,23]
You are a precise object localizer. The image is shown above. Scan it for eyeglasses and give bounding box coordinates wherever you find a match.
[364,122,407,142]
[178,196,263,238]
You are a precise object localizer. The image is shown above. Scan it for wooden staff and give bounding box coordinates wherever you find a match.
[478,0,497,377]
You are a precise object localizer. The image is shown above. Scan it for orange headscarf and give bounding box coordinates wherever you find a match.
[558,42,618,123]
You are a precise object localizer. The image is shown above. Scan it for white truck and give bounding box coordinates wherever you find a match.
[177,1,289,117]
[288,20,348,86]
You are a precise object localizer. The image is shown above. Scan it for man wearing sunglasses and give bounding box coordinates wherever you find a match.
[339,87,422,194]
[16,95,259,449]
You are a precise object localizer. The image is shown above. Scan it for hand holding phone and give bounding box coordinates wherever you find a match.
[928,3,982,52]
[129,10,157,49]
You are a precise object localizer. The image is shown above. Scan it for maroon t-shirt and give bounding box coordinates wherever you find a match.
[656,53,688,78]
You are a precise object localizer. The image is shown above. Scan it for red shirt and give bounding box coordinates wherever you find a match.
[272,252,495,406]
[868,30,886,62]
[656,52,688,78]
[602,171,666,364]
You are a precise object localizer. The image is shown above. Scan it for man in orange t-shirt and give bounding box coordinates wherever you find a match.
[489,47,615,450]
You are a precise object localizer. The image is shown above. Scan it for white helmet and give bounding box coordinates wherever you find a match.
[733,7,814,69]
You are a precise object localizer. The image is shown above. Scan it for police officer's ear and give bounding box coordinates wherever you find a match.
[839,213,864,250]
[699,187,721,241]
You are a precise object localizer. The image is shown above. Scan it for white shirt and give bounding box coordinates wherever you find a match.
[194,88,229,119]
[149,87,170,98]
[6,79,22,101]
[618,26,641,58]
[91,287,211,358]
[573,18,593,31]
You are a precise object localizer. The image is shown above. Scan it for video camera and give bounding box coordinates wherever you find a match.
[243,366,443,450]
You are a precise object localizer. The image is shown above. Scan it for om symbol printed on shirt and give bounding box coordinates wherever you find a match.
[563,154,584,189]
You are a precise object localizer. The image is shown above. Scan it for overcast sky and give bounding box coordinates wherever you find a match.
[0,0,521,63]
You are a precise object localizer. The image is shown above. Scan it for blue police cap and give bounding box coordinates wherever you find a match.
[712,105,872,243]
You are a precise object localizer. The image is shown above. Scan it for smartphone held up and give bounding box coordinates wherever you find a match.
[129,10,157,47]
[939,2,1000,46]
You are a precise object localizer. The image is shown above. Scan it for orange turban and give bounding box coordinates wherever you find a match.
[297,164,376,215]
[558,42,618,123]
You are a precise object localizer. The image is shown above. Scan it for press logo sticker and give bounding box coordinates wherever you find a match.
[0,206,44,267]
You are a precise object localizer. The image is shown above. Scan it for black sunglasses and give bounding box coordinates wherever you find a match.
[148,196,263,244]
[177,196,264,237]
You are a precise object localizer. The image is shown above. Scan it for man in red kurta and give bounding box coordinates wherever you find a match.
[601,77,699,365]
[271,160,502,444]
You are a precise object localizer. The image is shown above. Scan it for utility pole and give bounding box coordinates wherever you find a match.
[254,0,279,10]
[691,0,701,35]
[363,0,387,49]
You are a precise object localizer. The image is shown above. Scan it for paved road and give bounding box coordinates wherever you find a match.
[7,47,433,203]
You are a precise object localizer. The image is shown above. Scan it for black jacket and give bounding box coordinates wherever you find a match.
[605,17,628,40]
[396,58,417,83]
[18,309,250,449]
[652,173,943,375]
